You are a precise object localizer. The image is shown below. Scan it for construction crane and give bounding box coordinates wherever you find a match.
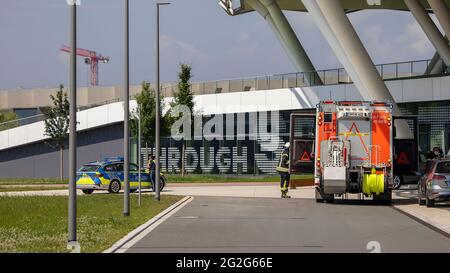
[60,45,110,86]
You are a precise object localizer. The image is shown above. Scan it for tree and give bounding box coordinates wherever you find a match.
[130,81,172,161]
[44,85,70,180]
[0,111,19,131]
[171,63,194,176]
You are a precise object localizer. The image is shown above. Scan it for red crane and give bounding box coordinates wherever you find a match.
[60,45,110,86]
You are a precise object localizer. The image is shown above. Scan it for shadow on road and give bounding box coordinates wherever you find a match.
[332,199,389,206]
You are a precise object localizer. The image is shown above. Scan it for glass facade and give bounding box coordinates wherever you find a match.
[398,101,450,154]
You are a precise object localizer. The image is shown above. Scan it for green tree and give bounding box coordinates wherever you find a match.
[44,85,70,180]
[130,81,172,162]
[0,111,19,131]
[171,63,195,176]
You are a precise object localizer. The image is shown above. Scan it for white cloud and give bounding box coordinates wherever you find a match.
[228,31,259,57]
[364,24,394,57]
[397,21,433,55]
[160,35,207,61]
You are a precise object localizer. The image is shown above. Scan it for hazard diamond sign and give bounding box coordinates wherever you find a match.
[299,151,312,162]
[396,152,410,165]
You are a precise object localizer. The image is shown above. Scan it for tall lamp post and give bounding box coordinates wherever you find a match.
[67,0,78,251]
[123,0,131,216]
[138,105,142,207]
[155,1,170,202]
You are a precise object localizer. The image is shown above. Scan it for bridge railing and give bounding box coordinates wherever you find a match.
[161,59,448,97]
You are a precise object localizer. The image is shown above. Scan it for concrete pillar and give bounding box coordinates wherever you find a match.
[428,0,450,38]
[427,51,441,73]
[246,0,321,85]
[301,0,412,138]
[405,0,450,66]
[431,58,446,73]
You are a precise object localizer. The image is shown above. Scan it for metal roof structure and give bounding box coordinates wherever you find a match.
[227,0,450,15]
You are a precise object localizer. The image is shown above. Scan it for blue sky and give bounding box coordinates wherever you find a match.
[0,0,442,90]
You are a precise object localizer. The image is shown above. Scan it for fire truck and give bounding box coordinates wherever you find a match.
[289,101,419,204]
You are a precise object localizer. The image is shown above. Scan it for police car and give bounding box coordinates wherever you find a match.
[76,157,166,194]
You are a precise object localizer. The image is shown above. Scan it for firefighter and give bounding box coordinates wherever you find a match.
[276,142,291,198]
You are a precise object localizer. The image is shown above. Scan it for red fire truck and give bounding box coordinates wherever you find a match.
[290,101,419,204]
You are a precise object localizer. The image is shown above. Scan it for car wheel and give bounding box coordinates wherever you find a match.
[160,177,166,192]
[108,180,121,194]
[152,178,166,192]
[418,186,426,206]
[426,192,435,207]
[82,189,94,195]
[393,175,402,190]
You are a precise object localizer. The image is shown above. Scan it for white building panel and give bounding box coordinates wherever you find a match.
[77,111,89,131]
[0,131,8,150]
[87,105,109,129]
[402,78,433,102]
[266,89,292,110]
[241,90,266,112]
[8,126,28,147]
[26,122,45,144]
[386,81,403,102]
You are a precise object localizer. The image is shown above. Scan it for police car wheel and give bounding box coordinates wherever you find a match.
[160,177,166,191]
[393,175,402,190]
[82,189,94,195]
[152,178,165,192]
[108,180,121,194]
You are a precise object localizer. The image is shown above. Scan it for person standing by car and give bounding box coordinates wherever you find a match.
[427,147,444,160]
[147,155,156,190]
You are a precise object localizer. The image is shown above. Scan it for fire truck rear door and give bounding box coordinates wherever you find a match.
[290,113,316,174]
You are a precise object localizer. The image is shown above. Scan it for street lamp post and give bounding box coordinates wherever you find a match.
[123,0,131,216]
[138,105,142,207]
[68,0,78,250]
[155,2,170,202]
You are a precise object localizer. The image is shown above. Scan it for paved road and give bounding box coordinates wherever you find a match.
[125,196,450,253]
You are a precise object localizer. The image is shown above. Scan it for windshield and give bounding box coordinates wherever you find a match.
[435,161,450,174]
[79,165,100,172]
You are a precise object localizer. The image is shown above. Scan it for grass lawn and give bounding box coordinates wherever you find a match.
[0,174,314,187]
[0,178,67,186]
[166,174,313,183]
[0,186,68,192]
[0,194,182,253]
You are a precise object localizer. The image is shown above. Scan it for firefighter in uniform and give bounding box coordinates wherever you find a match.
[276,142,291,198]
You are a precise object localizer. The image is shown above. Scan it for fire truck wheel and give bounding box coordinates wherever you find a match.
[393,175,402,190]
[324,195,335,203]
[315,188,325,203]
[373,190,392,205]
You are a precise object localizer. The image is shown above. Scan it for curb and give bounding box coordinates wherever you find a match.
[103,196,194,253]
[392,205,450,237]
